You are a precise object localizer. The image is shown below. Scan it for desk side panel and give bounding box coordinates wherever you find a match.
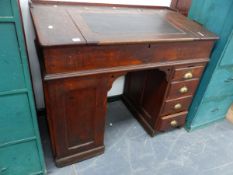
[43,75,109,166]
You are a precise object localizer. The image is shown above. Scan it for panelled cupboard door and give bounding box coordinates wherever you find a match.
[0,23,25,92]
[0,0,46,174]
[0,141,42,175]
[0,94,35,145]
[45,76,108,159]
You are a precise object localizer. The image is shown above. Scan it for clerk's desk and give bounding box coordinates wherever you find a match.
[30,1,218,167]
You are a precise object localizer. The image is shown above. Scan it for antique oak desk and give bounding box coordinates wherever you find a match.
[30,1,217,167]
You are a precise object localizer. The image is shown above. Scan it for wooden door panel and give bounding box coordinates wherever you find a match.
[65,87,96,149]
[44,75,108,164]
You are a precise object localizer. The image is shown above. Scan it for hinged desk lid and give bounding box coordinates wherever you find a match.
[30,1,218,46]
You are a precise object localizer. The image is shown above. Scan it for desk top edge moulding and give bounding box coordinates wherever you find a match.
[30,0,218,167]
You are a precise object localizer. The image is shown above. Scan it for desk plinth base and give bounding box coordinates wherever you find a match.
[55,146,105,167]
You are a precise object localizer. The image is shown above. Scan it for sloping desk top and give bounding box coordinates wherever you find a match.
[30,1,218,47]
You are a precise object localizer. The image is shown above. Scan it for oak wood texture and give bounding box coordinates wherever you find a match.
[44,75,108,166]
[30,1,217,167]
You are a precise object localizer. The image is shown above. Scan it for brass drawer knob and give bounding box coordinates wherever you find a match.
[174,103,182,110]
[179,86,188,93]
[170,120,178,127]
[184,72,193,79]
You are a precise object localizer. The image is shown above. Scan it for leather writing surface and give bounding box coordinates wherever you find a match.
[81,13,182,34]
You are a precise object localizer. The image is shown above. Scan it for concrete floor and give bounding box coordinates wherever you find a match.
[39,101,233,175]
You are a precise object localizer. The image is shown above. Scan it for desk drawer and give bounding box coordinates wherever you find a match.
[166,79,199,100]
[172,66,204,81]
[157,111,188,131]
[161,96,192,116]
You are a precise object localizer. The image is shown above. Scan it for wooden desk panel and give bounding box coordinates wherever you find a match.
[42,41,213,76]
[30,1,218,167]
[44,75,108,165]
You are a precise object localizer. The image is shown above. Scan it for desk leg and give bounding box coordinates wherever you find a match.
[44,75,111,167]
